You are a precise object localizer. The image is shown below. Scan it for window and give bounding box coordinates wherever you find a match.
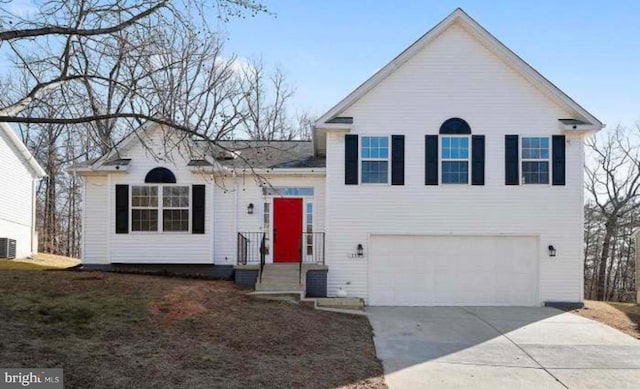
[131,186,158,231]
[262,187,314,196]
[162,186,190,231]
[305,203,313,256]
[521,137,550,184]
[130,185,189,232]
[263,202,270,255]
[441,136,469,184]
[361,136,389,183]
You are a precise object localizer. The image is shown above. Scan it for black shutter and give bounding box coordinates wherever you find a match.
[471,135,485,185]
[425,135,439,185]
[552,135,566,186]
[391,135,405,185]
[192,185,205,234]
[345,134,359,185]
[115,185,129,234]
[505,135,519,185]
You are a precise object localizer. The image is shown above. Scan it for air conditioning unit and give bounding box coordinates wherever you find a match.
[0,238,17,259]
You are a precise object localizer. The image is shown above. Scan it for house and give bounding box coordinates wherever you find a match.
[0,123,46,259]
[70,9,603,306]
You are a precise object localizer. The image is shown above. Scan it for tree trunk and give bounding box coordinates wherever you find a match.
[596,221,616,300]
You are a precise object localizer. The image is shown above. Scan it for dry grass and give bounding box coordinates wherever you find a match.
[570,300,640,339]
[13,253,81,269]
[0,270,386,389]
[0,259,56,270]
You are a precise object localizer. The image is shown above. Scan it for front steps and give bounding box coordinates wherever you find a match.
[248,263,364,315]
[255,263,303,292]
[254,263,327,292]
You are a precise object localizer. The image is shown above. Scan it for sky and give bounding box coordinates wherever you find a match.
[219,0,640,129]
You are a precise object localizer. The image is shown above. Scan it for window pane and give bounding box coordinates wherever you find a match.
[442,161,468,184]
[131,209,158,231]
[361,161,389,183]
[522,137,549,160]
[361,136,389,161]
[522,161,549,184]
[163,186,189,207]
[132,186,158,207]
[441,136,469,161]
[163,209,189,231]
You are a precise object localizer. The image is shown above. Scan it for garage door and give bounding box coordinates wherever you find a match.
[369,235,538,306]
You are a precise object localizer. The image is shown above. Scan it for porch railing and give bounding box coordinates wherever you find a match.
[300,232,325,265]
[299,232,326,285]
[237,232,266,265]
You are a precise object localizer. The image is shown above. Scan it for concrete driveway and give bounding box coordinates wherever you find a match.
[368,307,640,388]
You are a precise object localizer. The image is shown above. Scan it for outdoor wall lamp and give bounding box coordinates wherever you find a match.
[247,203,254,215]
[548,245,557,257]
[357,244,364,257]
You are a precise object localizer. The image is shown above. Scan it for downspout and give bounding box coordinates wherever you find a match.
[30,178,37,257]
[233,171,238,266]
[634,229,640,304]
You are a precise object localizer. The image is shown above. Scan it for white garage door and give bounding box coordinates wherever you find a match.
[369,235,539,306]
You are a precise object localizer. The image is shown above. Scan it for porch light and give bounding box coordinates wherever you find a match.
[247,203,254,215]
[548,245,557,257]
[357,244,364,257]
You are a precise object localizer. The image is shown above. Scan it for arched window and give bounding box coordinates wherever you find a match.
[439,118,471,135]
[144,167,176,184]
[439,118,471,184]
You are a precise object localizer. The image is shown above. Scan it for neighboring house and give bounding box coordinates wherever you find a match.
[0,123,47,259]
[70,9,603,306]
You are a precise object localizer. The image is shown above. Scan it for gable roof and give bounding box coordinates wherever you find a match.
[0,122,46,178]
[315,8,603,129]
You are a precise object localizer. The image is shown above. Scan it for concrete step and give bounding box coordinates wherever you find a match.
[255,282,303,292]
[315,297,365,311]
[249,291,302,302]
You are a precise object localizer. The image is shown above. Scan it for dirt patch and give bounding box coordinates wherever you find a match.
[149,285,209,322]
[570,300,640,339]
[0,270,386,389]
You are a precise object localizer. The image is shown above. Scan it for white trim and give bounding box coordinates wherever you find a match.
[359,135,391,185]
[439,135,471,185]
[520,136,552,185]
[314,8,603,130]
[129,184,192,234]
[0,122,46,178]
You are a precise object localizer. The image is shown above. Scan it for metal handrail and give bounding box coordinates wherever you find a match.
[259,234,266,282]
[237,232,265,266]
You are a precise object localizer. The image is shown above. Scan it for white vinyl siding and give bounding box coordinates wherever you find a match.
[324,22,584,304]
[0,129,38,258]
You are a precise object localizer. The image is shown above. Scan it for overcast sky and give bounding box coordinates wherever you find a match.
[220,0,640,129]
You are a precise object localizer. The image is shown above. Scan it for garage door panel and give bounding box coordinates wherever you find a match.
[369,235,538,306]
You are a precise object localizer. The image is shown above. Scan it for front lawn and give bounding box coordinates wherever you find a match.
[0,270,385,389]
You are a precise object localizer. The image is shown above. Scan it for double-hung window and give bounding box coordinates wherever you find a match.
[521,137,550,184]
[162,186,190,231]
[441,136,469,184]
[131,186,159,231]
[361,136,389,184]
[131,185,189,232]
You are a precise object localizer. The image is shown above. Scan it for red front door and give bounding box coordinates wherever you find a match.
[273,198,303,263]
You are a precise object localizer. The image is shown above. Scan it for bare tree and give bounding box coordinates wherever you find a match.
[239,59,297,140]
[584,125,640,301]
[0,0,266,132]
